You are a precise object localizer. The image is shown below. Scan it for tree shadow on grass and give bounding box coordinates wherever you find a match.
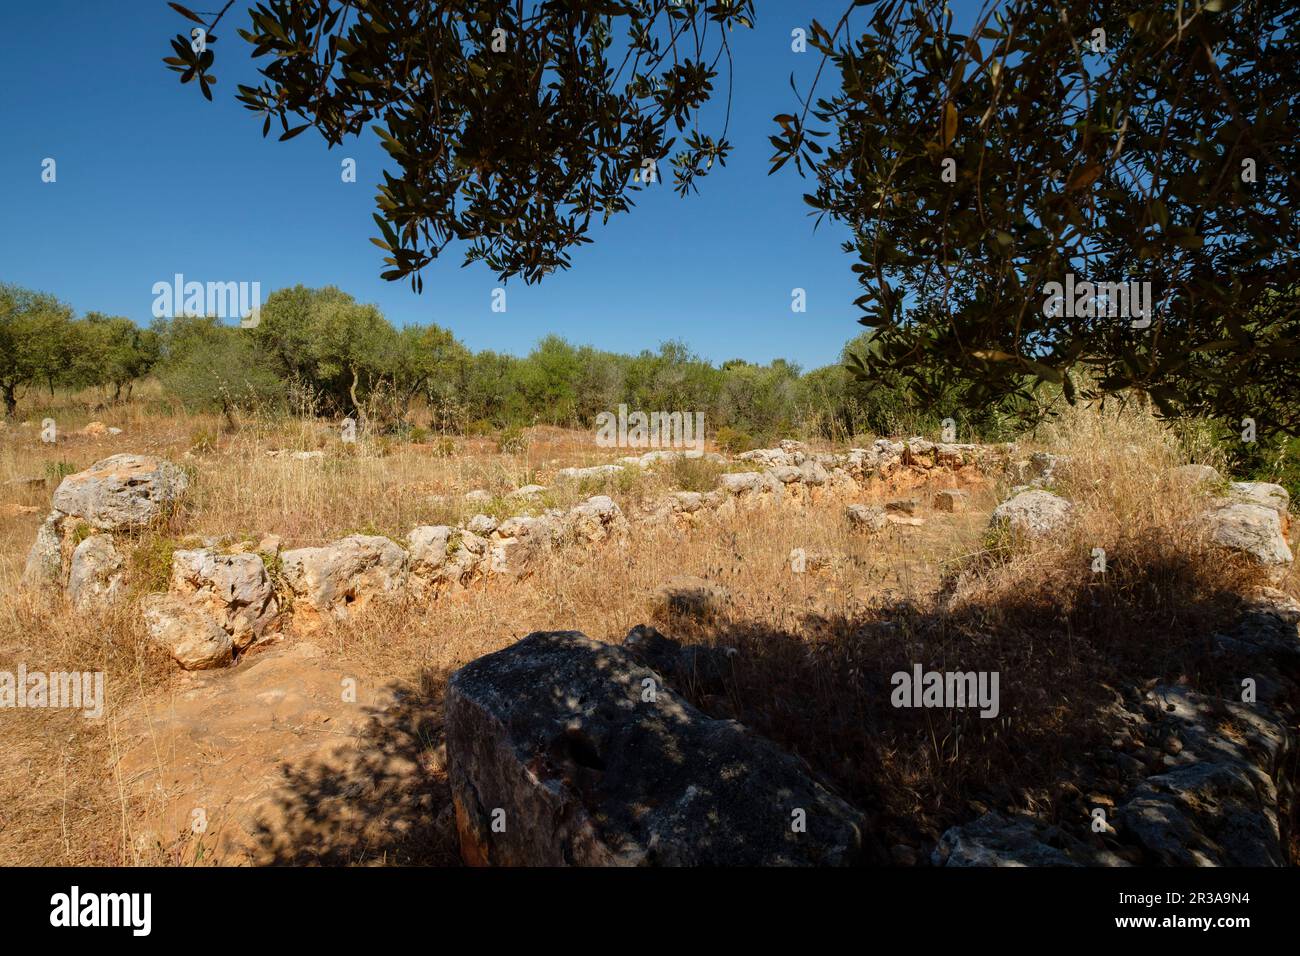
[245,547,1263,866]
[655,552,1258,855]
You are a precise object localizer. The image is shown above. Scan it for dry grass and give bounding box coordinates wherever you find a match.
[0,393,1293,865]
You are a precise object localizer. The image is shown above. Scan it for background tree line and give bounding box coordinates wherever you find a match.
[0,283,161,418]
[5,278,1298,492]
[2,281,1027,447]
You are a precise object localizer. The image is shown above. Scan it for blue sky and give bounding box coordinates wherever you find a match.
[0,1,888,370]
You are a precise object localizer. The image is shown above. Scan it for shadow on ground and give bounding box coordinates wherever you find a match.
[249,669,461,866]
[247,551,1256,865]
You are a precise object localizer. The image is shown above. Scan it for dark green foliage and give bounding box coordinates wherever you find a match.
[166,1,1299,438]
[779,0,1299,435]
[155,314,285,427]
[166,0,751,288]
[1,285,162,416]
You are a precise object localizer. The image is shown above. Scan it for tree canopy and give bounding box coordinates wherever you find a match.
[166,0,1299,433]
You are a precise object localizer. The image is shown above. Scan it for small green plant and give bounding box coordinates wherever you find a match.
[44,460,78,483]
[664,455,726,492]
[189,428,218,454]
[497,425,530,455]
[128,532,181,594]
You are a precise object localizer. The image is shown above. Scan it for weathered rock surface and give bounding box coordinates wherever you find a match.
[933,812,1084,867]
[66,534,127,609]
[1226,481,1290,521]
[169,549,279,649]
[1203,502,1292,579]
[445,630,875,866]
[989,490,1073,538]
[845,503,887,533]
[936,591,1300,867]
[719,471,780,497]
[22,511,67,588]
[1120,740,1285,866]
[564,495,628,543]
[51,454,188,531]
[142,593,235,670]
[466,513,499,536]
[281,535,409,618]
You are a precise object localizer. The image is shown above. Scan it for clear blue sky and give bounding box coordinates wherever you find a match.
[0,1,901,371]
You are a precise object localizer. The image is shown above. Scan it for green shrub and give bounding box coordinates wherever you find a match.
[128,533,180,594]
[663,455,726,492]
[44,460,78,483]
[715,425,754,454]
[189,427,218,454]
[497,425,529,455]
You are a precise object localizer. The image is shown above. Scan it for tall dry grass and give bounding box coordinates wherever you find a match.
[0,396,1292,864]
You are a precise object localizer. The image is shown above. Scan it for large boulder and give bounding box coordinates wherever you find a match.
[1116,685,1290,866]
[445,630,875,866]
[989,490,1073,539]
[280,535,408,618]
[66,534,127,609]
[1120,761,1285,866]
[142,593,234,670]
[1203,502,1292,579]
[51,454,188,531]
[407,524,455,589]
[169,549,279,649]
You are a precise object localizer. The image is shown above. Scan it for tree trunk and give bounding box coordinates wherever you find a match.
[219,394,239,432]
[2,383,16,419]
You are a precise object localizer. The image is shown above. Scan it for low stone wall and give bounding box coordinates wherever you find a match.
[22,446,1293,679]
